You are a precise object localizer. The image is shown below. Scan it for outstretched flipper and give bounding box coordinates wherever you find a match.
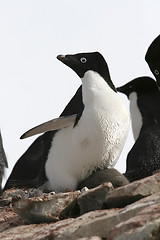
[20,114,77,139]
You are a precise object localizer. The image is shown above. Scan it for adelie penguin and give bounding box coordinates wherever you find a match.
[145,35,160,87]
[117,76,160,182]
[4,52,130,192]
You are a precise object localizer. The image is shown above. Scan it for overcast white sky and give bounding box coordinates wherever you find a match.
[0,0,160,185]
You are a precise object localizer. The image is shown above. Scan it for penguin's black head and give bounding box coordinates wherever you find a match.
[145,35,160,87]
[57,52,116,91]
[117,77,158,99]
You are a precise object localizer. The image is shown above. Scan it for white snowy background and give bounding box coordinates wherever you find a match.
[0,0,159,185]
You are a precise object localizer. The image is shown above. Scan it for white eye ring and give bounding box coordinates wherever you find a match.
[80,57,87,63]
[154,70,159,75]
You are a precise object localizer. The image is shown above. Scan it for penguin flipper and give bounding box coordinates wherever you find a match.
[20,114,77,139]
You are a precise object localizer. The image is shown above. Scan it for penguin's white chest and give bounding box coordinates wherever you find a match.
[129,92,142,141]
[44,71,129,192]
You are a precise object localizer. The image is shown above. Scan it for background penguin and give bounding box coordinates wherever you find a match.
[117,76,160,182]
[4,52,130,192]
[0,131,8,193]
[145,35,160,86]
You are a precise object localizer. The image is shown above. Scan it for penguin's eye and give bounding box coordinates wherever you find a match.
[154,70,159,75]
[80,57,87,63]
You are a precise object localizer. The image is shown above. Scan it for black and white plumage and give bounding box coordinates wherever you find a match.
[0,131,8,193]
[117,76,160,182]
[4,52,129,192]
[145,35,160,86]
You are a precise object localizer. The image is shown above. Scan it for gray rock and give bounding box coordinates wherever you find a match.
[107,201,160,240]
[1,174,160,239]
[77,182,114,214]
[13,191,80,223]
[78,168,129,190]
[104,172,160,208]
[0,206,26,233]
[1,193,160,240]
[76,237,102,240]
[0,209,120,240]
[60,182,114,219]
[0,188,45,206]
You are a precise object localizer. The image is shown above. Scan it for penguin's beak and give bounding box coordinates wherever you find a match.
[57,55,66,62]
[57,54,71,67]
[116,86,130,99]
[116,87,123,93]
[57,54,76,71]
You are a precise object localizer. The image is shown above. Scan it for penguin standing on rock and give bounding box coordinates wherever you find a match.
[117,77,160,182]
[145,35,160,86]
[4,52,130,192]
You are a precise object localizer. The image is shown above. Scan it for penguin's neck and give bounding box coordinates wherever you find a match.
[81,70,117,108]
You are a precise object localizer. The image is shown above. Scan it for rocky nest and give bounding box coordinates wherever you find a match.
[1,171,160,239]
